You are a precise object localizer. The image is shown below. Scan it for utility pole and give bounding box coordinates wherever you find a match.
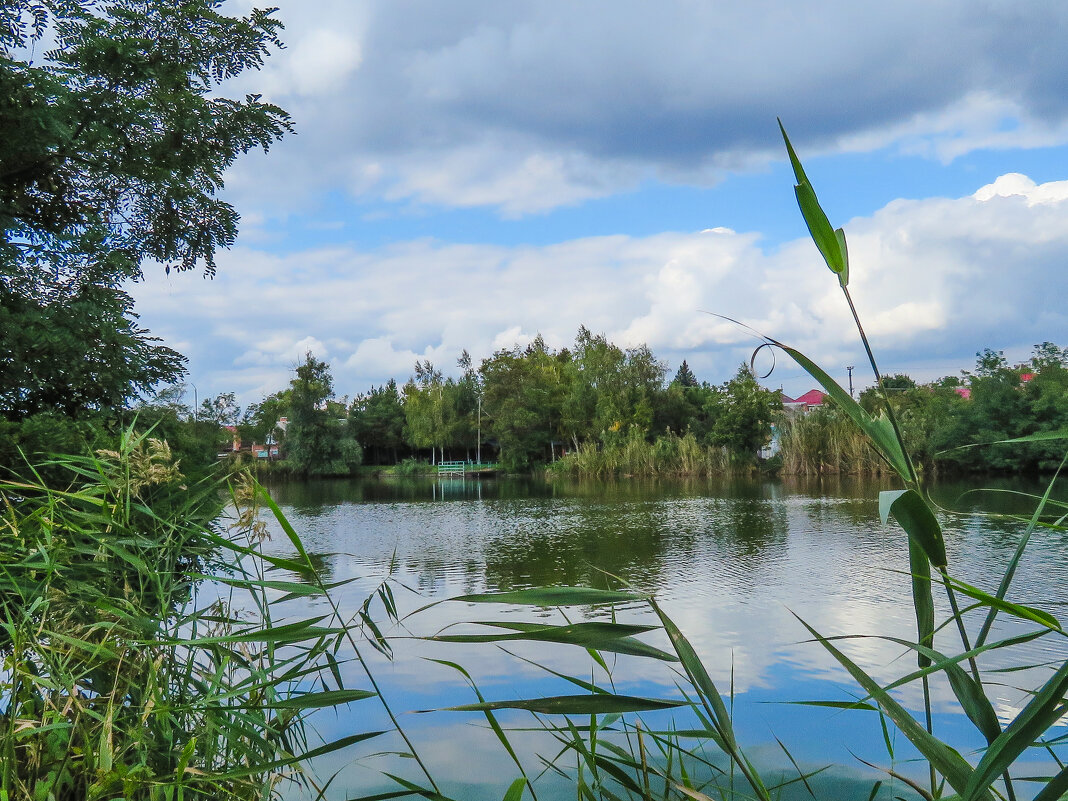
[846,366,855,398]
[476,394,482,466]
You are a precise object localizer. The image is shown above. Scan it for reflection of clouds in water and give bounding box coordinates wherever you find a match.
[257,476,1068,783]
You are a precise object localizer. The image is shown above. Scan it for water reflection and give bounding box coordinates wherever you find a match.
[260,474,1068,800]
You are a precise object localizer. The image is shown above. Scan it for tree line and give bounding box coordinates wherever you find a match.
[53,334,1058,479]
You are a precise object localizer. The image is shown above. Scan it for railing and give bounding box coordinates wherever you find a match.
[437,461,466,475]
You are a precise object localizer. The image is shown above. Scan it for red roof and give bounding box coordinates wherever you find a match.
[793,389,826,406]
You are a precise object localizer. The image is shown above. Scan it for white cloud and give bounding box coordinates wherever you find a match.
[130,174,1068,403]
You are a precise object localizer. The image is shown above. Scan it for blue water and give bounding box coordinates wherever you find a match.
[254,475,1068,800]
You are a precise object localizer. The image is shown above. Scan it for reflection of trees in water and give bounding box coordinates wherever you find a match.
[268,476,874,602]
[480,514,676,592]
[478,489,791,596]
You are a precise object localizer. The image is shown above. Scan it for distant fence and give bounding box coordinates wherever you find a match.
[437,461,497,475]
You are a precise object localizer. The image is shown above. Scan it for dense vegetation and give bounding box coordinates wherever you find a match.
[1,11,1066,790]
[0,0,289,478]
[108,335,1066,479]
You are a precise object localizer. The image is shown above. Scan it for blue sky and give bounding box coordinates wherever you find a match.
[130,1,1068,404]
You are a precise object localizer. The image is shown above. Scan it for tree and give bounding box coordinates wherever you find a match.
[673,360,699,388]
[238,391,289,457]
[1,1,289,431]
[0,285,184,420]
[706,365,781,460]
[285,354,361,476]
[1,1,290,286]
[351,381,407,464]
[480,338,567,469]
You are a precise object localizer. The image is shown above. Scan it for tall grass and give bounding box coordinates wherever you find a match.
[0,430,383,800]
[549,429,732,477]
[778,406,886,475]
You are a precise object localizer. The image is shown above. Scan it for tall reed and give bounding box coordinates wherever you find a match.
[0,430,379,800]
[549,429,731,477]
[778,406,885,475]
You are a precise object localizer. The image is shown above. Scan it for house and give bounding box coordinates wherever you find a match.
[780,389,827,413]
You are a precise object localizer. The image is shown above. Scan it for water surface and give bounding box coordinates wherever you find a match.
[258,475,1068,800]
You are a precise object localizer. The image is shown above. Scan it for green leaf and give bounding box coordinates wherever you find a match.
[792,613,984,798]
[940,429,1068,453]
[432,694,685,715]
[779,700,878,711]
[267,689,376,708]
[453,587,645,606]
[944,575,1061,632]
[218,731,386,779]
[977,451,1068,647]
[427,621,677,662]
[880,489,947,568]
[834,227,850,287]
[426,658,533,796]
[502,778,527,801]
[908,538,935,667]
[779,119,848,286]
[1033,762,1068,801]
[964,660,1068,800]
[258,486,317,579]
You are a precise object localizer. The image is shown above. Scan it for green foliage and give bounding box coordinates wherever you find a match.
[549,428,729,477]
[672,359,699,388]
[0,434,375,800]
[481,336,568,469]
[0,0,290,285]
[0,285,184,421]
[284,353,361,477]
[0,0,289,462]
[238,390,289,454]
[932,343,1068,473]
[704,365,781,461]
[777,404,884,475]
[351,379,407,464]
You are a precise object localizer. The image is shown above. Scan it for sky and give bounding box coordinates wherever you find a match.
[129,1,1068,405]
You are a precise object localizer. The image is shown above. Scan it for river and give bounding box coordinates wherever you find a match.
[254,474,1068,800]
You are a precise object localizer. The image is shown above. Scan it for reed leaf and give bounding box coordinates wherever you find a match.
[502,777,528,801]
[964,661,1068,801]
[427,621,677,662]
[434,695,685,715]
[776,343,911,479]
[881,489,948,569]
[792,613,986,799]
[977,452,1068,648]
[942,575,1062,633]
[454,587,647,606]
[1032,762,1068,801]
[778,119,849,286]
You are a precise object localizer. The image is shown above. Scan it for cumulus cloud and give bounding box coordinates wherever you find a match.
[221,1,1068,217]
[130,174,1068,403]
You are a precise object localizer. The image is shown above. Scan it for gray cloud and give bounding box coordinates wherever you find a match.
[222,1,1068,215]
